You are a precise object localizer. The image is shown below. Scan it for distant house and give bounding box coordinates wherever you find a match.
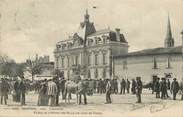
[25,55,54,81]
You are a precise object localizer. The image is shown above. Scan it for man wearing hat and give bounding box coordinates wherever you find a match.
[0,78,9,105]
[160,78,167,99]
[19,78,26,105]
[135,77,142,103]
[171,78,179,100]
[154,78,160,98]
[105,79,112,104]
[53,77,60,106]
[78,79,87,105]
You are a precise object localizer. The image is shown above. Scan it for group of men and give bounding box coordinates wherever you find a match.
[154,77,183,100]
[0,78,26,105]
[1,76,183,106]
[105,77,143,104]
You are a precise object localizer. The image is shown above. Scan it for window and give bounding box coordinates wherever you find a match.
[88,54,91,66]
[88,70,91,78]
[95,37,98,44]
[88,39,93,46]
[166,57,171,69]
[103,69,106,78]
[102,35,107,44]
[56,57,59,69]
[67,57,70,67]
[61,57,64,68]
[103,53,107,65]
[95,69,98,78]
[123,60,127,70]
[153,57,158,69]
[75,56,79,65]
[95,54,98,65]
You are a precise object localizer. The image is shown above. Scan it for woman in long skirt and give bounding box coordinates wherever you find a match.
[38,80,48,106]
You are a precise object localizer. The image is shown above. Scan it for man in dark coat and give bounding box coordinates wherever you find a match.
[160,78,167,99]
[113,79,118,94]
[171,78,179,100]
[14,80,20,102]
[135,77,143,103]
[1,78,9,105]
[60,78,66,99]
[126,79,130,94]
[120,79,126,94]
[54,77,60,106]
[98,79,102,94]
[19,78,26,105]
[78,79,87,105]
[131,79,136,94]
[154,78,160,98]
[167,79,170,90]
[93,80,96,93]
[165,79,170,98]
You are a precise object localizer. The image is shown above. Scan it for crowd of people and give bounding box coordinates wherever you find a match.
[153,77,181,100]
[0,76,183,106]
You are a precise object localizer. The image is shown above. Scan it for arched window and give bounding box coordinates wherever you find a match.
[103,53,107,65]
[95,54,99,65]
[61,57,65,68]
[103,69,106,78]
[88,70,91,78]
[95,69,98,78]
[88,54,91,66]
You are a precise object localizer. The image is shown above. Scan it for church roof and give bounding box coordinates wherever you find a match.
[115,46,182,58]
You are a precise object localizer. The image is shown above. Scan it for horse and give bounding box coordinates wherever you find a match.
[64,80,79,103]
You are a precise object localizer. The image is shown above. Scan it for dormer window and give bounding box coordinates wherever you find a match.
[94,37,98,44]
[67,42,73,49]
[98,37,101,42]
[166,57,172,69]
[88,39,93,46]
[152,57,158,69]
[62,44,66,50]
[56,44,61,49]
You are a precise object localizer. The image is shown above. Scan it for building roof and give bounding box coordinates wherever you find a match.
[115,46,182,58]
[87,29,114,37]
[88,28,127,43]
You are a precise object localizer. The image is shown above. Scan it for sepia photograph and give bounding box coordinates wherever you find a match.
[0,0,183,117]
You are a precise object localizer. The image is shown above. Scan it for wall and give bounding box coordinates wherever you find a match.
[114,54,182,83]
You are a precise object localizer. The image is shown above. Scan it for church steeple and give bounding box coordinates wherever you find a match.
[84,9,90,23]
[164,15,174,48]
[166,15,172,40]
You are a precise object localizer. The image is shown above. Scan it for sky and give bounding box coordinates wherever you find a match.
[0,0,183,63]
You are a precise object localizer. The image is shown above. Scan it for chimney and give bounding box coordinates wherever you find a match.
[115,28,120,41]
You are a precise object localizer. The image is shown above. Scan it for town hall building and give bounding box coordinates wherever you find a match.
[54,10,128,79]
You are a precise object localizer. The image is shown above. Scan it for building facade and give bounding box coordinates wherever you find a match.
[114,16,182,83]
[54,10,128,79]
